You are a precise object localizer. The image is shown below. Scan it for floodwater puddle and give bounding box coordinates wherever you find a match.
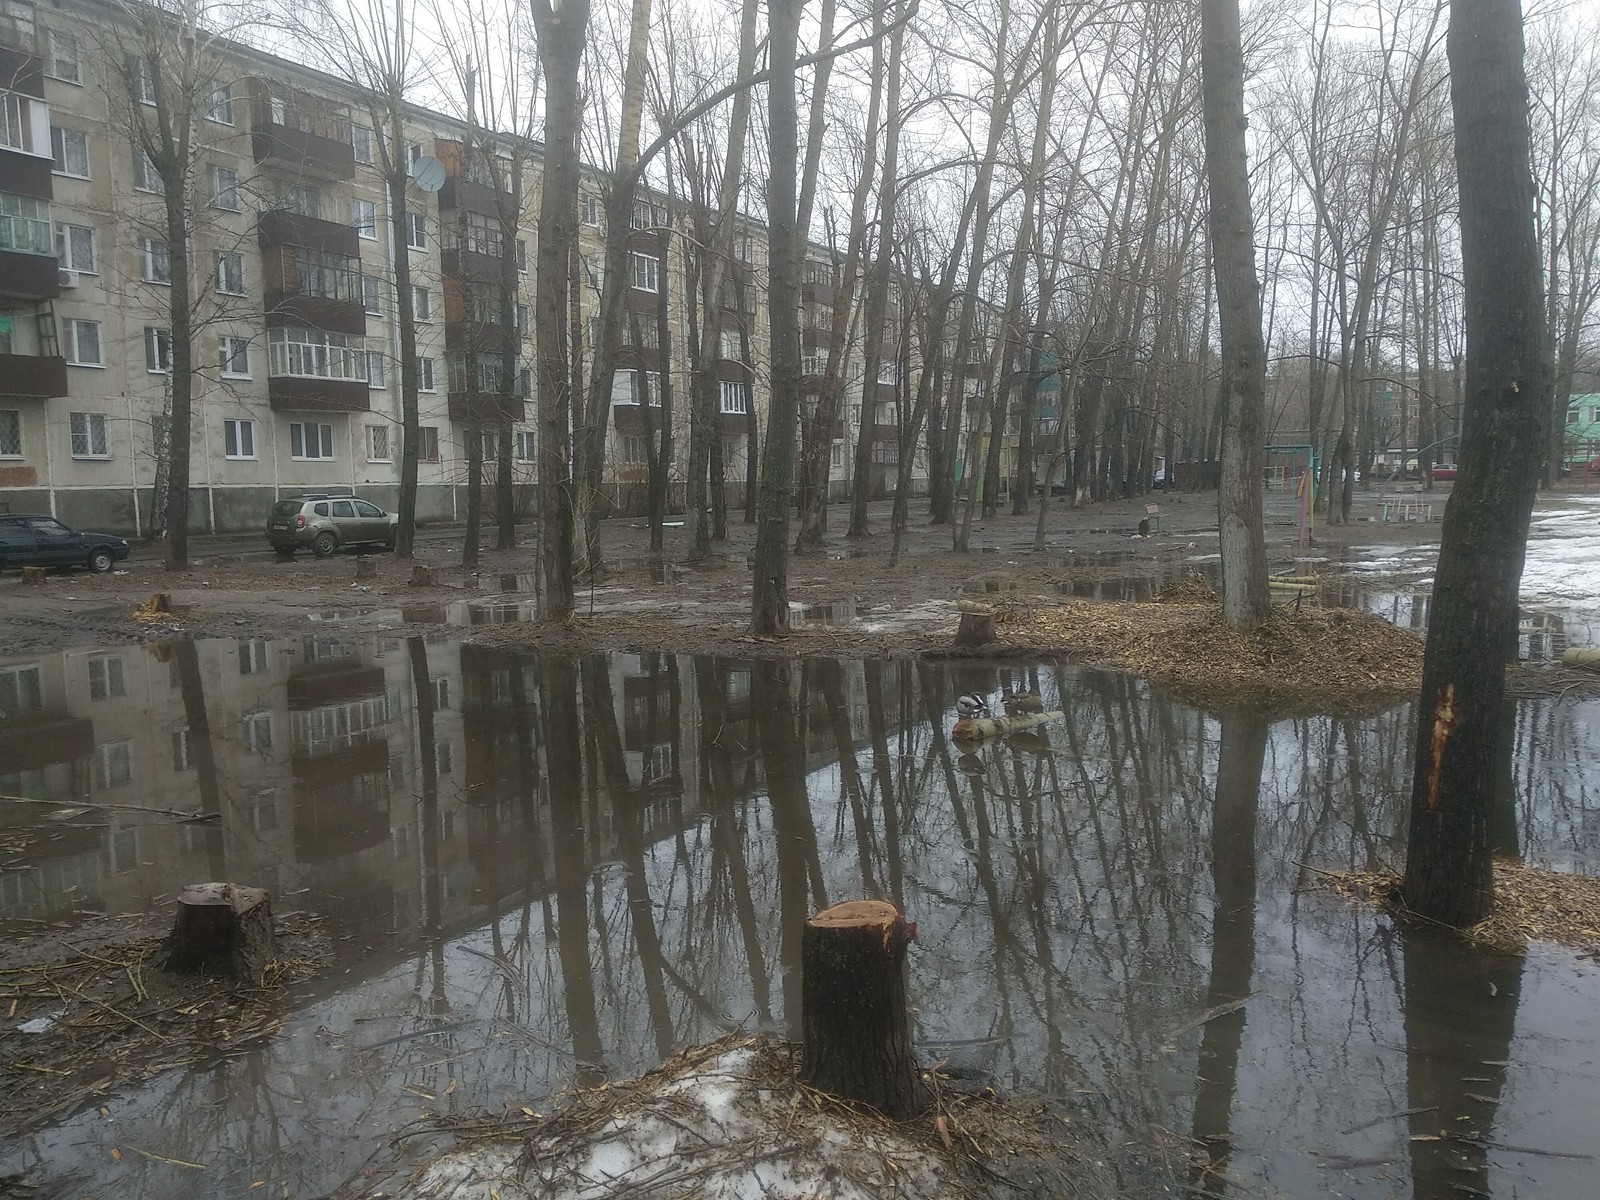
[2,641,1598,1198]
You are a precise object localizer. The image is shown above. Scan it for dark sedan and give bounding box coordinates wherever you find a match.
[0,514,131,574]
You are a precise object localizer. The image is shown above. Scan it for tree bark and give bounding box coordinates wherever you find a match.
[1402,0,1551,928]
[1199,0,1270,632]
[801,899,928,1120]
[160,883,275,983]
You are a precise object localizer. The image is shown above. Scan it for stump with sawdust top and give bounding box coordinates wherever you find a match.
[160,882,276,984]
[802,899,929,1120]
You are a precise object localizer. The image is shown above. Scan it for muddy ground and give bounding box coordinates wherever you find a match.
[0,490,1450,661]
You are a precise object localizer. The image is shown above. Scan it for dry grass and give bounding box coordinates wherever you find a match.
[1318,861,1600,955]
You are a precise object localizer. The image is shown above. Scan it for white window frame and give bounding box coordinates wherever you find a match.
[405,212,427,251]
[352,198,377,240]
[581,195,602,227]
[630,251,659,293]
[140,237,170,284]
[211,165,239,211]
[46,30,82,84]
[719,380,749,415]
[98,741,133,790]
[416,356,435,392]
[267,327,365,382]
[351,124,374,165]
[289,421,335,461]
[360,273,383,314]
[243,711,273,753]
[50,126,89,178]
[0,408,22,458]
[411,284,431,322]
[64,320,102,367]
[365,423,391,462]
[88,654,127,699]
[419,426,440,463]
[223,417,255,459]
[132,145,162,193]
[131,59,157,105]
[203,85,234,125]
[215,251,245,295]
[515,429,535,462]
[54,222,96,273]
[143,325,171,373]
[218,334,251,379]
[365,350,386,388]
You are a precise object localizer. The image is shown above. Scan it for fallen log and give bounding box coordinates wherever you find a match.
[1562,648,1600,672]
[160,882,276,984]
[802,900,928,1120]
[952,709,1065,743]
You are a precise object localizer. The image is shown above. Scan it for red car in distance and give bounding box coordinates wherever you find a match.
[1430,464,1457,481]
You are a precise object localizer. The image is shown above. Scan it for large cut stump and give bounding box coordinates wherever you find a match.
[953,600,997,649]
[21,566,46,585]
[801,900,929,1120]
[410,564,436,588]
[160,883,276,983]
[355,557,377,579]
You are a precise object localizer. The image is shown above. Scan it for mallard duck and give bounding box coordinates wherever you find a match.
[1001,689,1044,715]
[956,692,991,719]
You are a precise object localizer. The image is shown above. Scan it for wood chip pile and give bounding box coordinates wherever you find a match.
[1000,596,1424,708]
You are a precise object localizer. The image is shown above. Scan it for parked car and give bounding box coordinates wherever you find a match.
[1430,464,1458,481]
[0,513,131,574]
[267,494,397,558]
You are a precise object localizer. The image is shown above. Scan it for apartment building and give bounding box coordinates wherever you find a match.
[0,0,939,536]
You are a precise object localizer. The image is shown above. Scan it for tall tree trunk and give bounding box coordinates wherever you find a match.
[1402,0,1551,928]
[751,0,802,635]
[1199,0,1270,632]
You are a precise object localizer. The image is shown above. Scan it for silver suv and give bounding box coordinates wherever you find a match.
[267,494,397,558]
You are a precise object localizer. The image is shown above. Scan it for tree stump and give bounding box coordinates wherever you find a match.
[355,557,377,579]
[135,592,172,615]
[801,900,928,1120]
[953,600,997,649]
[21,566,46,585]
[410,564,436,588]
[160,883,276,983]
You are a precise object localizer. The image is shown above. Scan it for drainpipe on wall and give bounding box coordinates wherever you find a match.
[126,391,141,537]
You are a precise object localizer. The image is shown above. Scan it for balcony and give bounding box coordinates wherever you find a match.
[0,11,43,101]
[444,319,519,356]
[262,243,366,335]
[448,391,526,424]
[0,351,67,397]
[0,249,57,299]
[267,375,370,413]
[251,93,356,182]
[257,208,360,256]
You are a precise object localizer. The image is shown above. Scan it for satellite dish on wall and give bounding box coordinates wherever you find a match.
[410,155,446,193]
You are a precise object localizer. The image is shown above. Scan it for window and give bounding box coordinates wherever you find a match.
[516,239,528,273]
[50,127,89,178]
[290,421,334,460]
[419,426,440,462]
[223,417,255,458]
[238,639,270,674]
[172,727,192,771]
[98,741,132,790]
[622,435,646,465]
[280,184,319,218]
[243,712,273,753]
[0,409,20,457]
[88,654,127,700]
[132,146,162,192]
[631,199,667,230]
[211,166,239,210]
[406,212,427,251]
[433,676,451,710]
[0,192,52,255]
[411,285,431,321]
[351,124,374,165]
[55,222,95,272]
[734,235,753,264]
[365,350,386,388]
[463,210,503,257]
[352,198,377,239]
[404,139,424,166]
[0,664,44,715]
[65,321,102,366]
[806,262,831,286]
[720,329,746,361]
[630,251,659,293]
[131,57,157,104]
[416,356,435,391]
[581,194,602,227]
[515,429,535,461]
[46,30,81,83]
[267,327,365,381]
[480,429,498,460]
[582,254,603,290]
[1568,407,1580,424]
[719,380,749,415]
[70,409,108,454]
[611,369,637,406]
[517,303,530,335]
[366,424,390,461]
[218,335,250,378]
[359,273,384,314]
[143,326,171,372]
[204,86,233,125]
[830,440,844,469]
[436,741,454,775]
[1,92,38,153]
[215,251,244,294]
[801,353,825,376]
[140,237,170,283]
